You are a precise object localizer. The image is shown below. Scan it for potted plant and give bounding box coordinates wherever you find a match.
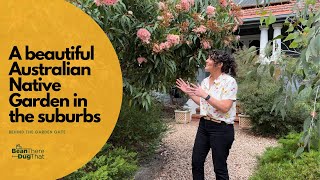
[175,105,191,124]
[237,102,252,129]
[238,114,252,129]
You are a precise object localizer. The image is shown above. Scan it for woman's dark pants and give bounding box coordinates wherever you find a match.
[192,118,234,180]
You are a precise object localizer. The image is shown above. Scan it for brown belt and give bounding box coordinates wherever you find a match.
[201,116,232,126]
[202,116,222,123]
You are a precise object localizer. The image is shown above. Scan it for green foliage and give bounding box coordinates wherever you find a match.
[260,13,277,26]
[63,144,138,180]
[238,77,306,137]
[250,133,320,180]
[108,97,167,160]
[62,94,167,180]
[258,133,301,165]
[236,48,311,137]
[256,0,320,154]
[239,77,318,137]
[250,152,320,180]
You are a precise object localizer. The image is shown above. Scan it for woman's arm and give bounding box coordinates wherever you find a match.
[187,83,234,113]
[205,98,233,113]
[188,94,200,106]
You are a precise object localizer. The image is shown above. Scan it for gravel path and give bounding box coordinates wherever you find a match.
[153,121,277,180]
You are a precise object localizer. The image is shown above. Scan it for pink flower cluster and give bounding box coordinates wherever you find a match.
[206,6,216,16]
[192,25,207,34]
[159,42,171,50]
[137,28,151,44]
[152,34,181,53]
[201,40,211,49]
[137,57,147,64]
[219,0,228,8]
[166,34,180,46]
[178,0,195,11]
[165,12,174,20]
[94,0,118,6]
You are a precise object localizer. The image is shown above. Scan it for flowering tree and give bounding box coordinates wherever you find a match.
[69,0,241,109]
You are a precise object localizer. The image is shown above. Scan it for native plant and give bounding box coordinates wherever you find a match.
[238,0,320,155]
[250,133,320,180]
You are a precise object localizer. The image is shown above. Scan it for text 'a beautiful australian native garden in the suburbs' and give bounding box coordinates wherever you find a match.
[7,45,101,123]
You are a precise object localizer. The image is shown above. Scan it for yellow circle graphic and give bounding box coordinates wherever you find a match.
[0,0,122,179]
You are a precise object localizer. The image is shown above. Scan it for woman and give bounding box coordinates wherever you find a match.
[176,50,237,180]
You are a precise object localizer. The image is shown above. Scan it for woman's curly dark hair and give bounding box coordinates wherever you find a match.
[208,50,237,77]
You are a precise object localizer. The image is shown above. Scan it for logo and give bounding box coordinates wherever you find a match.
[11,144,45,160]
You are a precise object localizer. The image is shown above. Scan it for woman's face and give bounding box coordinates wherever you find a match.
[205,57,222,73]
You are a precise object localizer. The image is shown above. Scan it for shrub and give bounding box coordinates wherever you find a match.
[235,48,310,137]
[63,87,168,180]
[257,133,301,165]
[238,77,308,137]
[63,144,138,180]
[250,133,320,180]
[108,97,168,160]
[250,152,320,180]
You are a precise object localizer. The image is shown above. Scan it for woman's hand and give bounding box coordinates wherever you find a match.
[176,78,201,105]
[176,78,191,95]
[187,83,208,98]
